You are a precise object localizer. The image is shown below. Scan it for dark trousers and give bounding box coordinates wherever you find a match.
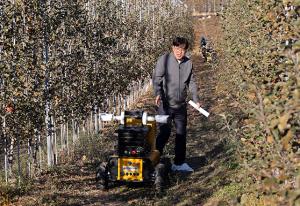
[156,102,187,165]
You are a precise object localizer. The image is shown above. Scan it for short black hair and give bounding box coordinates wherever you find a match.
[172,37,189,50]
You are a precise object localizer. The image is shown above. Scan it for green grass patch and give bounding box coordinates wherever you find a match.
[212,182,244,202]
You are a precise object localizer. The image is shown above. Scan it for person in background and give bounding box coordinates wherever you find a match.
[200,36,207,48]
[200,36,207,62]
[152,36,201,172]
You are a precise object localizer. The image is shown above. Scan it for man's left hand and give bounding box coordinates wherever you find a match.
[196,102,202,108]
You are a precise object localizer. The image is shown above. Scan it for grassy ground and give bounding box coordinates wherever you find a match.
[4,16,243,206]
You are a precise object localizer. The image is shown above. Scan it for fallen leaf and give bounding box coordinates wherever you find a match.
[281,130,293,151]
[278,113,290,133]
[267,135,274,144]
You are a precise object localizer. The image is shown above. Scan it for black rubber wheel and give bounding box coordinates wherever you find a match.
[154,163,166,194]
[96,162,109,190]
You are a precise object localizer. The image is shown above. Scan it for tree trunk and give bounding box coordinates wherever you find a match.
[4,116,8,183]
[94,105,99,134]
[17,131,21,187]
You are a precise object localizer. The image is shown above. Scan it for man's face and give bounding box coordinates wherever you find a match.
[172,44,186,60]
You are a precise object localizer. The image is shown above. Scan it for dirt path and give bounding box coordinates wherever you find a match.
[11,16,232,206]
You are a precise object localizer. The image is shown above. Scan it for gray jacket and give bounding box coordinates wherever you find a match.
[152,53,199,108]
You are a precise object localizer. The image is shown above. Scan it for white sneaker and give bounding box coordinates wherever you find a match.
[171,163,194,172]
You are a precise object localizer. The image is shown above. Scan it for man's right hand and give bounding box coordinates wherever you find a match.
[155,95,161,106]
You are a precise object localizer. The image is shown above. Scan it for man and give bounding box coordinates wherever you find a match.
[152,37,201,172]
[200,36,207,48]
[200,36,207,62]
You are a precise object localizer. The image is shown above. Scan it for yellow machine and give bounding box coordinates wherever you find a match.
[96,111,170,192]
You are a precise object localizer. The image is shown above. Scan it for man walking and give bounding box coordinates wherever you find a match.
[152,37,201,172]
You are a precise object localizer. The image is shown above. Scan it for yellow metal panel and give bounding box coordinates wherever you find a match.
[121,117,160,168]
[125,118,142,126]
[146,121,156,150]
[117,158,121,180]
[117,158,143,181]
[125,117,157,152]
[146,121,160,166]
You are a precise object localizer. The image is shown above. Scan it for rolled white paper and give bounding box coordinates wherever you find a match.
[188,100,210,117]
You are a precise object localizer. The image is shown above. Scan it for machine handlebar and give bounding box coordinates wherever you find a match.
[100,112,169,124]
